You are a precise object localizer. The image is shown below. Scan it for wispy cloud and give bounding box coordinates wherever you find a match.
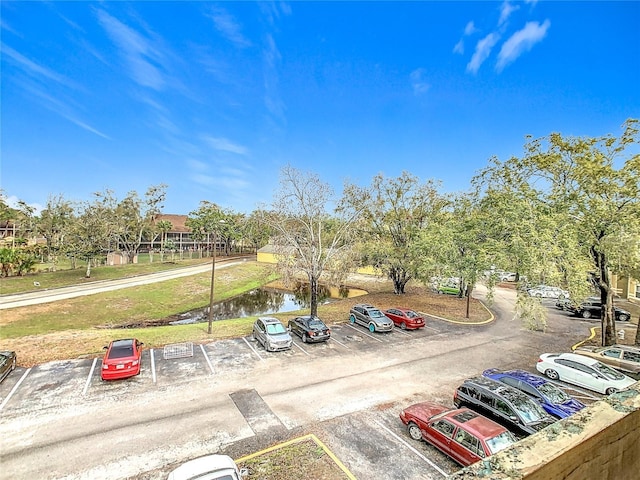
[96,9,167,90]
[206,6,251,48]
[453,20,479,55]
[496,20,550,72]
[453,39,464,55]
[203,136,249,155]
[410,68,430,95]
[262,33,285,123]
[499,1,520,26]
[466,33,500,74]
[464,21,478,36]
[1,43,77,88]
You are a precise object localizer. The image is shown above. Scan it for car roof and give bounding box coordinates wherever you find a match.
[258,316,282,324]
[557,352,599,365]
[405,402,507,438]
[490,369,548,388]
[595,344,640,353]
[461,376,534,404]
[110,339,135,347]
[168,454,239,480]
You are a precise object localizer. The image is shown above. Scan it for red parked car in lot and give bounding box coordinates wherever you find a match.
[400,401,517,466]
[101,338,144,381]
[383,308,425,330]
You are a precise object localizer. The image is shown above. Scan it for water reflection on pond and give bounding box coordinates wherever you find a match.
[170,282,367,325]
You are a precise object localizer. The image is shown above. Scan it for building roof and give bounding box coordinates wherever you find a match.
[152,214,191,233]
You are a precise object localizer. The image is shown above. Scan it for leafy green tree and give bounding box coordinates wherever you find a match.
[475,119,640,345]
[241,210,272,253]
[341,171,447,294]
[37,194,74,269]
[156,220,173,262]
[260,165,360,316]
[186,201,227,257]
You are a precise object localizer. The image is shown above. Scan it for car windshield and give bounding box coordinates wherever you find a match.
[485,431,516,455]
[537,383,570,404]
[308,320,325,329]
[369,309,386,318]
[108,345,134,359]
[592,361,626,380]
[266,323,287,335]
[511,397,548,423]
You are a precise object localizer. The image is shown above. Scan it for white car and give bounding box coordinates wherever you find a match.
[536,352,636,395]
[527,285,569,299]
[168,454,247,480]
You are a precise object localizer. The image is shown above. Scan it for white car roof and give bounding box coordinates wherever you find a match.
[167,455,240,480]
[558,352,599,365]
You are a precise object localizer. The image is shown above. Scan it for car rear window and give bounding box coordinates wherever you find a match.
[108,345,134,359]
[485,431,516,455]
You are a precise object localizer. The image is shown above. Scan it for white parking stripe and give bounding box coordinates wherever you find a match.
[392,328,412,337]
[199,344,215,374]
[424,325,440,332]
[0,368,31,411]
[372,419,448,477]
[242,337,265,361]
[345,324,384,342]
[150,349,157,383]
[330,337,350,349]
[293,341,311,356]
[83,358,98,395]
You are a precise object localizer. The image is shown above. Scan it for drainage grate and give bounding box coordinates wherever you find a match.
[163,342,194,360]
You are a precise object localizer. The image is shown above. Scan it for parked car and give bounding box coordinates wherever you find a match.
[571,297,631,321]
[482,368,585,419]
[527,285,569,299]
[536,352,636,395]
[101,338,144,381]
[400,401,517,466]
[287,315,331,343]
[252,317,292,352]
[453,376,556,437]
[168,454,247,480]
[383,308,425,330]
[437,283,461,295]
[349,304,393,333]
[0,350,17,383]
[573,344,640,377]
[498,272,517,282]
[555,298,576,311]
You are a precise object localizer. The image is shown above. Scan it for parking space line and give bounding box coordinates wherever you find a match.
[82,358,98,395]
[150,349,157,383]
[372,419,448,478]
[424,325,440,332]
[199,344,215,374]
[391,328,412,337]
[0,367,31,411]
[292,341,310,356]
[242,337,265,361]
[345,324,384,342]
[330,337,350,349]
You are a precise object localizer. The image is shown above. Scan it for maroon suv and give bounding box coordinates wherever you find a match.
[400,401,517,466]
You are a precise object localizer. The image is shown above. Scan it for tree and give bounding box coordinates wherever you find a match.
[186,201,227,257]
[98,185,167,264]
[242,210,272,253]
[260,165,360,316]
[156,220,173,262]
[474,119,640,345]
[37,194,74,269]
[341,171,447,294]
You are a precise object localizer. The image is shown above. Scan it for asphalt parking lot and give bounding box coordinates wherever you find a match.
[0,304,607,480]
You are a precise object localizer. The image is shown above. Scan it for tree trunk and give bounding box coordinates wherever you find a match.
[85,259,91,278]
[634,318,640,346]
[390,266,409,294]
[309,275,319,317]
[591,245,616,346]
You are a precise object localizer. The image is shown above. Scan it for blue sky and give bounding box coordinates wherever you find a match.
[2,1,639,215]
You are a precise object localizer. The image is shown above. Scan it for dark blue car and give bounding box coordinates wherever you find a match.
[482,368,585,419]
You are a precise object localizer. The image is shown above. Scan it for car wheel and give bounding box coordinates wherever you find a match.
[545,369,559,380]
[407,422,423,441]
[252,331,256,340]
[581,310,592,319]
[302,333,308,343]
[349,314,356,324]
[368,323,376,333]
[400,322,407,330]
[605,387,618,395]
[618,314,629,322]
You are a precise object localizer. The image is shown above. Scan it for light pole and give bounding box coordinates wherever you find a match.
[207,220,225,334]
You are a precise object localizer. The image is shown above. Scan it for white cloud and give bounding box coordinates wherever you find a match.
[203,136,249,155]
[466,33,500,74]
[453,39,464,55]
[3,195,43,216]
[1,43,77,88]
[499,1,520,26]
[496,20,550,72]
[464,21,478,36]
[96,9,167,90]
[410,68,430,95]
[206,6,251,48]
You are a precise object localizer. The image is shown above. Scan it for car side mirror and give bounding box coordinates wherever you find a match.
[509,415,519,422]
[103,346,108,350]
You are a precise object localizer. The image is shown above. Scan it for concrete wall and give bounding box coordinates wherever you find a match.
[450,383,640,480]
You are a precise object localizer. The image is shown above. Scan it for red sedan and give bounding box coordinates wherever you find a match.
[400,401,516,466]
[383,308,425,330]
[101,338,144,380]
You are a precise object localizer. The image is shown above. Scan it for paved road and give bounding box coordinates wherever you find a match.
[0,258,246,310]
[0,283,595,480]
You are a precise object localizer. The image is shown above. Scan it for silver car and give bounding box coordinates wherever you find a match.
[252,317,293,352]
[349,303,394,333]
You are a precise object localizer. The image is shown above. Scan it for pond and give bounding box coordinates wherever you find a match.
[169,281,367,325]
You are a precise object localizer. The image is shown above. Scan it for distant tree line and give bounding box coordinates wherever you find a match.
[2,119,639,346]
